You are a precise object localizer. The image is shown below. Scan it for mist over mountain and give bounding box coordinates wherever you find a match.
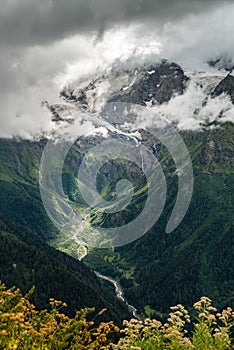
[53,60,234,132]
[1,1,234,138]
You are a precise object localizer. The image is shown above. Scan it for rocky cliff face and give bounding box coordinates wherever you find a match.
[213,73,234,103]
[59,60,188,112]
[108,61,188,106]
[46,59,234,132]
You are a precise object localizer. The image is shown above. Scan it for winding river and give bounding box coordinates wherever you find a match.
[70,118,142,319]
[72,211,140,319]
[72,212,89,261]
[94,271,140,320]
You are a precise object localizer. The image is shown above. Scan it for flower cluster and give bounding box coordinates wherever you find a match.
[0,283,118,349]
[0,283,233,349]
[113,299,234,349]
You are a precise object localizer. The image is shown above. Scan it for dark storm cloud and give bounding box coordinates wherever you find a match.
[0,0,233,138]
[0,0,226,47]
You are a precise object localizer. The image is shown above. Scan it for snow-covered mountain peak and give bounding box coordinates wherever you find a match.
[45,60,234,136]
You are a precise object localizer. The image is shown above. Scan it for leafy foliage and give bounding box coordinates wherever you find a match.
[0,285,233,349]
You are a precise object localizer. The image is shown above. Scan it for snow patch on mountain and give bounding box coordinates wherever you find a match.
[52,67,234,135]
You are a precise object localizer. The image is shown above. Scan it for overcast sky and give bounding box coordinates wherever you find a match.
[0,0,234,137]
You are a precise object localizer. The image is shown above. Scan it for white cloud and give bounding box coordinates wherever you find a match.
[135,74,234,131]
[159,2,234,70]
[0,1,234,138]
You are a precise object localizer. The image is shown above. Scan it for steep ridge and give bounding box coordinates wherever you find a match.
[213,73,234,103]
[0,215,129,323]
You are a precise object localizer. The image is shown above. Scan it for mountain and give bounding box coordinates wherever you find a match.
[85,122,233,316]
[213,73,234,103]
[0,214,129,323]
[0,140,129,323]
[54,60,233,316]
[59,60,188,113]
[0,59,233,320]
